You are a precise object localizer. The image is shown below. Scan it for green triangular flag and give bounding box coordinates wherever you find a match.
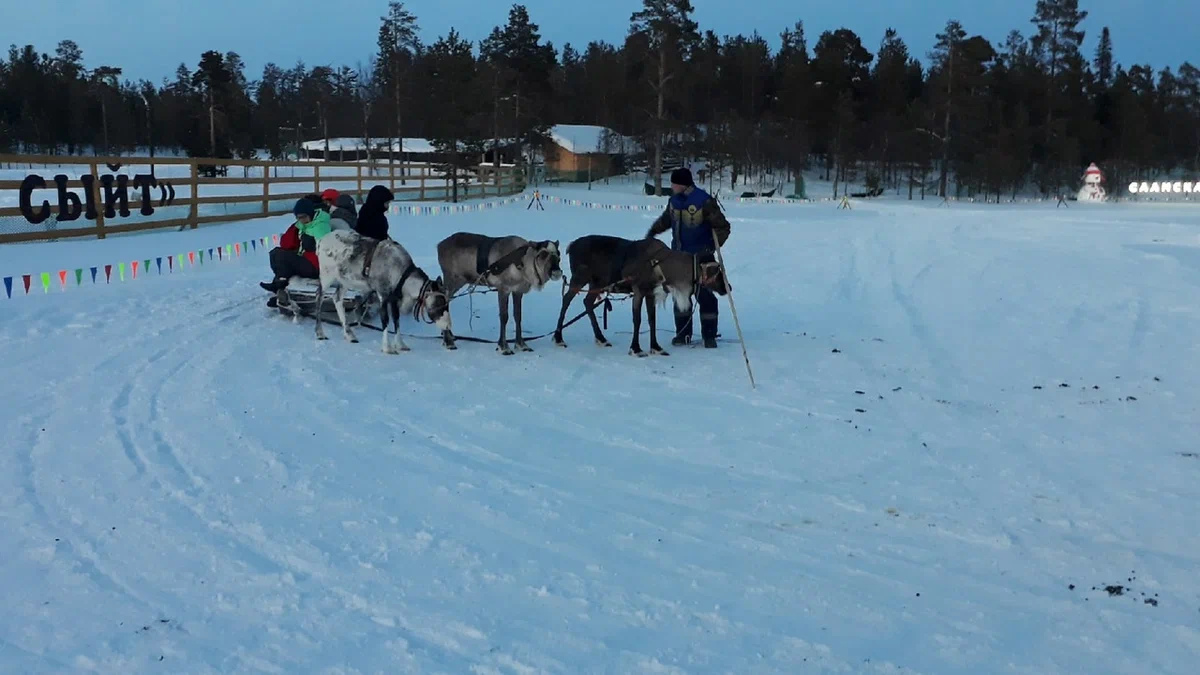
[242,241,248,255]
[225,243,232,258]
[144,259,151,273]
[177,253,184,269]
[40,272,50,292]
[75,268,83,286]
[199,250,205,264]
[118,262,125,281]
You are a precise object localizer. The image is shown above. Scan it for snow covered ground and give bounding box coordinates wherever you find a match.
[2,184,1199,674]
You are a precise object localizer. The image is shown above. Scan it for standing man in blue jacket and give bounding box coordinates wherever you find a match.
[644,167,732,348]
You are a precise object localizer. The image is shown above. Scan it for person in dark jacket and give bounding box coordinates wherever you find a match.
[329,193,358,230]
[644,167,732,348]
[354,185,395,240]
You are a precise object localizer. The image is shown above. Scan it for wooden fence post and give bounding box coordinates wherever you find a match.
[261,163,270,216]
[188,161,199,229]
[90,162,106,239]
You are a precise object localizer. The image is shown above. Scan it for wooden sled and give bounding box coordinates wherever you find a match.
[269,278,374,325]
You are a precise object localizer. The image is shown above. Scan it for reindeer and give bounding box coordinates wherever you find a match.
[437,233,562,355]
[552,235,728,356]
[313,229,452,353]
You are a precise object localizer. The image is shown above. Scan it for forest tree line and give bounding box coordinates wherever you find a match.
[0,0,1196,200]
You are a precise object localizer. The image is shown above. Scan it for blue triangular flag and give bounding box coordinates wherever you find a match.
[251,239,257,251]
[209,248,214,260]
[156,257,162,274]
[90,267,98,283]
[3,276,11,299]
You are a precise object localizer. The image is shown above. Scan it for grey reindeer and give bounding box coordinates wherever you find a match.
[552,235,729,356]
[314,229,452,353]
[436,233,563,355]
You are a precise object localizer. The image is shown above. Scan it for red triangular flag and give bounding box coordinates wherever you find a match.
[104,265,112,283]
[132,260,139,279]
[188,251,195,266]
[58,270,67,290]
[235,243,241,256]
[22,274,31,294]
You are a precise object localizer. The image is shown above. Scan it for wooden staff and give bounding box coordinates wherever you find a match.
[713,238,756,389]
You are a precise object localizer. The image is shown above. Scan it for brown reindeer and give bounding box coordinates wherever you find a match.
[437,233,562,354]
[552,235,728,356]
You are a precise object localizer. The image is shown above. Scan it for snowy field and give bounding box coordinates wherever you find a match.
[2,184,1199,674]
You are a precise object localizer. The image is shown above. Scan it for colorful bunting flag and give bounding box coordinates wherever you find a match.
[40,272,50,293]
[22,274,31,294]
[144,259,151,274]
[235,243,241,257]
[75,269,83,286]
[3,277,11,299]
[251,239,257,251]
[131,261,139,279]
[57,270,67,290]
[90,267,97,284]
[189,251,196,266]
[156,257,162,274]
[118,262,125,281]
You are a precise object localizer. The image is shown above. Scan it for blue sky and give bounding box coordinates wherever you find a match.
[9,0,1198,83]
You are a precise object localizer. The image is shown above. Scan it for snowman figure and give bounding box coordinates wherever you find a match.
[1076,162,1107,202]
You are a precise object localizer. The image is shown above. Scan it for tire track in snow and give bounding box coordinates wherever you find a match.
[123,305,314,580]
[29,291,301,610]
[109,345,173,477]
[886,248,956,391]
[15,412,52,526]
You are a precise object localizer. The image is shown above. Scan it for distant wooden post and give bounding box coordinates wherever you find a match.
[356,164,363,202]
[90,162,106,238]
[261,164,270,216]
[188,161,199,229]
[314,164,321,195]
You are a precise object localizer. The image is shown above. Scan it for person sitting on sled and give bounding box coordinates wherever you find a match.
[328,193,358,231]
[353,185,395,240]
[319,188,339,212]
[259,197,332,301]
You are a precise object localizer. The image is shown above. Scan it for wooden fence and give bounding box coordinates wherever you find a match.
[0,154,525,244]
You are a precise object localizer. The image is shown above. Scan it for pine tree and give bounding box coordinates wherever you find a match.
[423,28,483,202]
[775,20,811,196]
[1031,0,1089,193]
[377,1,420,173]
[629,0,698,192]
[929,19,966,198]
[1094,26,1113,87]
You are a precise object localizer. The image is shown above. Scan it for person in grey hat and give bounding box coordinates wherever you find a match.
[644,167,732,348]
